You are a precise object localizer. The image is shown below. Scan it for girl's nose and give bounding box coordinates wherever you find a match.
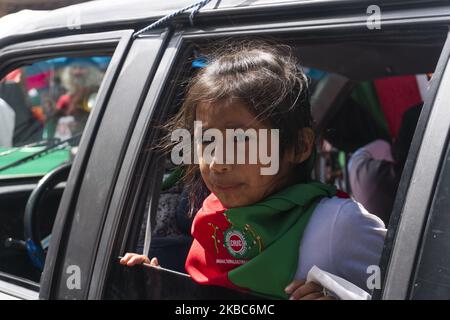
[210,156,231,173]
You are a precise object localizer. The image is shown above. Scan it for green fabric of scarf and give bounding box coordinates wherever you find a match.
[224,182,336,299]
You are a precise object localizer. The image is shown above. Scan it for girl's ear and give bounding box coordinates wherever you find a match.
[289,128,315,164]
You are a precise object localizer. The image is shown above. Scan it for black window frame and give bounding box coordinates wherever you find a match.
[39,29,171,300]
[379,28,450,300]
[411,121,450,299]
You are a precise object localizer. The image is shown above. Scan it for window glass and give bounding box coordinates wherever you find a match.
[106,30,446,300]
[0,56,111,177]
[410,129,450,299]
[0,55,112,283]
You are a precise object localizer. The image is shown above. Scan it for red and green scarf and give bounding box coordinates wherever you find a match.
[185,182,339,299]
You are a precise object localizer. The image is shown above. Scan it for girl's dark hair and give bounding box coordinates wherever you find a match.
[163,40,314,215]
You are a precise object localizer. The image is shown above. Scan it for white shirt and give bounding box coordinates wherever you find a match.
[295,196,386,292]
[0,98,15,147]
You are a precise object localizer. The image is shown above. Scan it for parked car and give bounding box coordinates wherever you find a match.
[1,0,450,300]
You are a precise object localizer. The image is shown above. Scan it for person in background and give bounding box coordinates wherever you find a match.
[53,59,103,139]
[348,103,423,226]
[0,97,15,147]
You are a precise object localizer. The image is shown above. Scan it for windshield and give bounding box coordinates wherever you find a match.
[0,56,111,177]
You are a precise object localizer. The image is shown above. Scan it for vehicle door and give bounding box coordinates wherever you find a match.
[0,28,133,299]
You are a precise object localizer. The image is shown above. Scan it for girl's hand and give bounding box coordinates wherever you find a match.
[120,253,159,267]
[285,280,336,300]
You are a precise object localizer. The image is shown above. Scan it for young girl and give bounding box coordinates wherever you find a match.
[120,41,386,300]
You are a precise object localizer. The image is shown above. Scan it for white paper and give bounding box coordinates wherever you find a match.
[306,265,371,300]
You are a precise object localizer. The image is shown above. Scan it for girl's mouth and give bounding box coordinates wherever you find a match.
[213,183,244,192]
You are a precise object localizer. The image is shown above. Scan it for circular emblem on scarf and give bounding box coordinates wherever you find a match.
[224,228,248,258]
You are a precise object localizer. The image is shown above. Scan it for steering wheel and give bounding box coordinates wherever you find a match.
[24,162,72,271]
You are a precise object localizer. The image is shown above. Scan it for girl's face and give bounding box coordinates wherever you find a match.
[196,100,313,208]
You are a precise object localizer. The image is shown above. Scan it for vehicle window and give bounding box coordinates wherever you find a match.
[410,131,450,299]
[135,66,342,273]
[0,57,111,177]
[0,55,112,283]
[105,29,447,300]
[134,74,426,275]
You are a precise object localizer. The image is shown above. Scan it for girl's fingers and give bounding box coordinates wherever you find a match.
[127,255,144,266]
[150,257,159,267]
[120,253,154,267]
[289,281,323,300]
[285,279,305,294]
[119,253,134,265]
[298,292,324,300]
[121,254,145,266]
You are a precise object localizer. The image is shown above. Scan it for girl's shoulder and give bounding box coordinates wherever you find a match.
[312,196,386,231]
[298,195,386,285]
[299,196,387,290]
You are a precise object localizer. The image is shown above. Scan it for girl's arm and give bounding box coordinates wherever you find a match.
[286,198,386,300]
[330,199,386,292]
